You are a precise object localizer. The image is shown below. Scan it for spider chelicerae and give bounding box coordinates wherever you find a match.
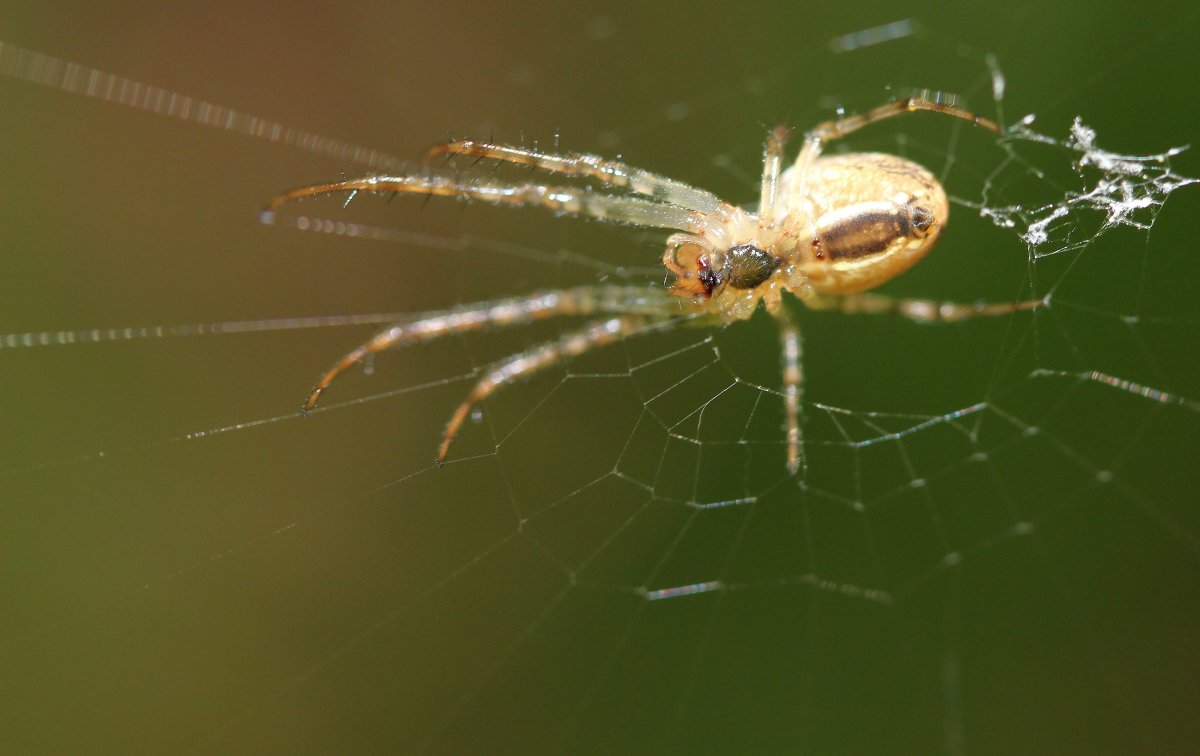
[266,97,1041,475]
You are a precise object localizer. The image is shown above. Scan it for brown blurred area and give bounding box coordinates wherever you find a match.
[3,2,1199,753]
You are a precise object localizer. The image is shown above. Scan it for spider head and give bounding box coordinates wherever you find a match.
[664,239,783,300]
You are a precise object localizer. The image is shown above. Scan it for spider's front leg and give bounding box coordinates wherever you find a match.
[300,285,678,412]
[437,314,680,465]
[806,97,1001,145]
[789,97,1002,197]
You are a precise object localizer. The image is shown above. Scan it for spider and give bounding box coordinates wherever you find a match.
[266,97,1041,475]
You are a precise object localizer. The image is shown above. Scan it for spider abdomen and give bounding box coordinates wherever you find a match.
[814,200,931,260]
[786,152,949,295]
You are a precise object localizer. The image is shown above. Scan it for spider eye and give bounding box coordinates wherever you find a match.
[725,244,783,290]
[697,261,722,294]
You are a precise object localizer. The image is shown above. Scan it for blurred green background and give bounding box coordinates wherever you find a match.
[3,1,1199,753]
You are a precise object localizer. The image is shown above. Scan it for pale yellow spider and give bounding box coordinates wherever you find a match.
[266,98,1041,475]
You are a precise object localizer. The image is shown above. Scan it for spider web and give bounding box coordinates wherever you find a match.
[3,4,1199,753]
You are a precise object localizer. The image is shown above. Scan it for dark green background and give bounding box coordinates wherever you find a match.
[3,2,1198,753]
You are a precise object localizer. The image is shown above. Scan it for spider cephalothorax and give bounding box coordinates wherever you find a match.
[663,239,783,300]
[267,97,1040,475]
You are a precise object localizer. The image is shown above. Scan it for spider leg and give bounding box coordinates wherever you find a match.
[757,125,793,230]
[816,291,1043,323]
[301,285,688,412]
[773,307,805,476]
[791,97,1001,191]
[424,140,727,215]
[437,314,678,465]
[265,174,721,237]
[807,97,1000,145]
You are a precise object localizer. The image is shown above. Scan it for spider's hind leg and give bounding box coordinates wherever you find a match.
[773,307,805,477]
[424,140,727,215]
[822,291,1044,323]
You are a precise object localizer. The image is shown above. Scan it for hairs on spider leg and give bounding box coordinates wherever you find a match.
[262,97,1044,476]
